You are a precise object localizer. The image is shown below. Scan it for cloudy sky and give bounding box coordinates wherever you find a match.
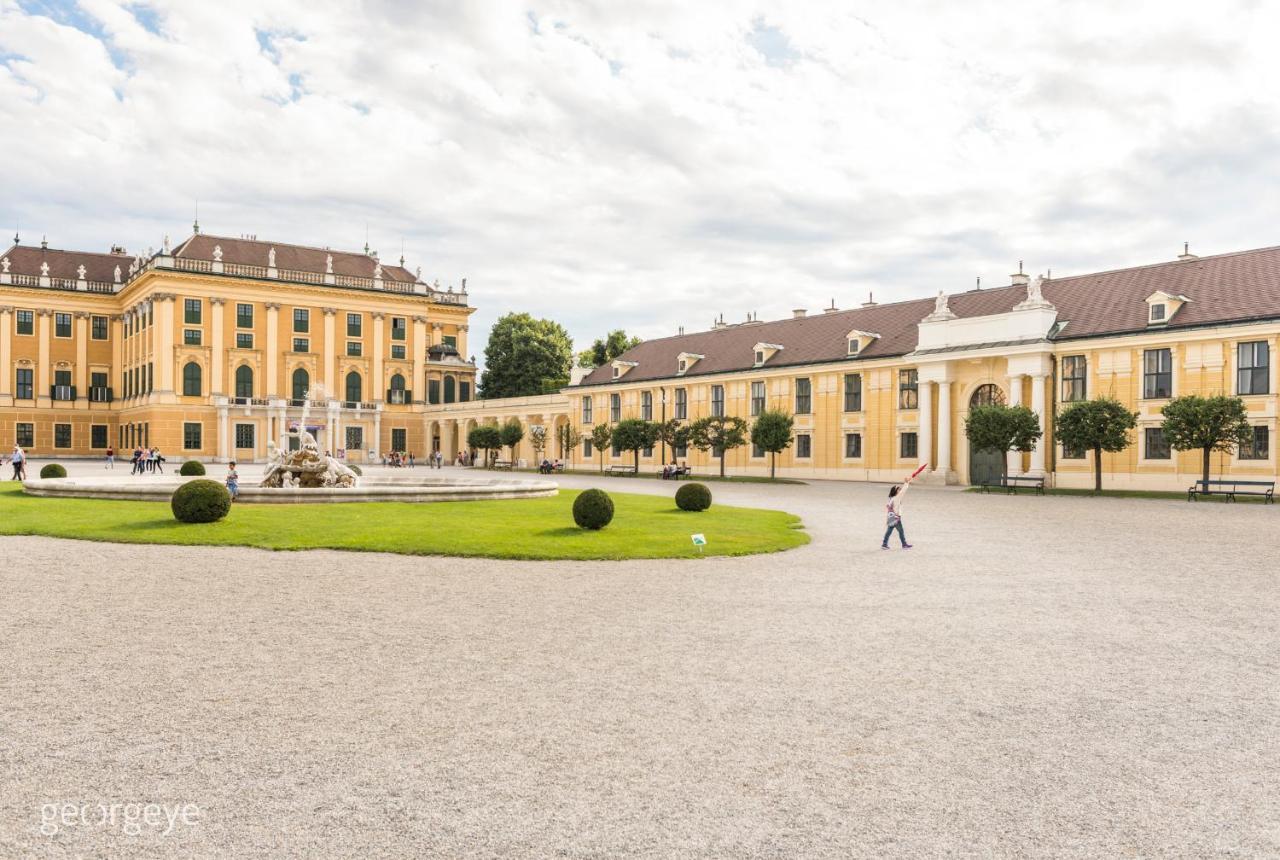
[3,0,1279,360]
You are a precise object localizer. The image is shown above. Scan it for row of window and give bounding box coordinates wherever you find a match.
[1062,426,1271,462]
[583,376,865,423]
[582,431,878,462]
[11,311,110,339]
[14,422,111,449]
[177,364,469,404]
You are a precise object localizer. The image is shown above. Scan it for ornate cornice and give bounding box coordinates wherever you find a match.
[264,302,282,311]
[209,297,227,306]
[0,305,13,314]
[371,311,386,320]
[412,315,428,324]
[322,307,338,316]
[36,308,52,317]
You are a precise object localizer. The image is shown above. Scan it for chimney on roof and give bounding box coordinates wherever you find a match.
[713,313,727,330]
[792,308,806,318]
[823,298,839,314]
[1178,242,1198,261]
[1010,260,1029,288]
[109,244,127,255]
[678,326,685,335]
[40,235,48,250]
[862,292,877,307]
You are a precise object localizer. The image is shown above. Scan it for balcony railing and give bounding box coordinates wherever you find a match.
[50,384,76,401]
[386,389,412,405]
[89,386,113,403]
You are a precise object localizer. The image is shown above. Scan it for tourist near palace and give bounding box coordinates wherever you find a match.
[3,227,1280,492]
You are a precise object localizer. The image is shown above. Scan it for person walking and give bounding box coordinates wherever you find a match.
[435,449,443,469]
[105,446,115,469]
[131,447,142,475]
[882,474,915,550]
[225,461,239,501]
[11,446,25,481]
[152,447,164,474]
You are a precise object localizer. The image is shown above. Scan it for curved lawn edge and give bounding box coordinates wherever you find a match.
[0,484,808,561]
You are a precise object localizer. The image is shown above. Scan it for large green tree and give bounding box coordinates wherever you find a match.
[611,419,660,473]
[1054,398,1139,493]
[688,415,750,478]
[751,409,795,479]
[577,329,643,369]
[1161,395,1251,485]
[589,424,612,473]
[479,313,573,398]
[964,404,1042,480]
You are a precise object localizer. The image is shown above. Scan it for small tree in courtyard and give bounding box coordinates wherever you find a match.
[1161,394,1251,485]
[751,409,794,479]
[654,419,686,464]
[467,425,501,468]
[529,425,548,463]
[590,424,612,472]
[964,404,1042,481]
[1054,397,1139,493]
[611,419,660,473]
[688,415,750,478]
[557,424,583,464]
[499,418,525,464]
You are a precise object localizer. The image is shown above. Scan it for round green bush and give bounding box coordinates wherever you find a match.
[675,482,712,512]
[348,464,363,476]
[39,463,67,479]
[572,488,615,530]
[179,460,206,476]
[171,479,232,524]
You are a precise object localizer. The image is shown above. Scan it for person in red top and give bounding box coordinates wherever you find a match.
[105,446,115,469]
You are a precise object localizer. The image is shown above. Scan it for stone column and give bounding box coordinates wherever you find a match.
[1007,373,1024,476]
[936,381,952,479]
[458,324,469,359]
[1030,373,1048,476]
[110,315,123,402]
[0,306,12,403]
[217,405,229,462]
[322,308,337,393]
[210,298,225,395]
[36,309,51,406]
[431,321,443,346]
[373,408,382,459]
[372,312,385,401]
[919,379,933,471]
[74,312,89,405]
[156,294,175,397]
[412,316,427,401]
[265,303,280,396]
[441,420,454,459]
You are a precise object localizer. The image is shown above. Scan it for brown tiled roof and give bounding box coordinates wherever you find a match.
[173,234,420,283]
[0,244,131,283]
[579,244,1280,386]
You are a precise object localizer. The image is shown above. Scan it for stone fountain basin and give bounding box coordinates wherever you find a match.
[22,474,559,504]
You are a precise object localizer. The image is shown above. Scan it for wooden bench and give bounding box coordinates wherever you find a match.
[1187,478,1275,503]
[492,460,514,471]
[658,466,692,480]
[604,465,637,476]
[980,475,1046,495]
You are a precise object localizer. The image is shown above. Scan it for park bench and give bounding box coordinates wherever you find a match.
[658,465,692,480]
[492,460,514,471]
[980,475,1046,495]
[1187,478,1275,503]
[604,464,637,476]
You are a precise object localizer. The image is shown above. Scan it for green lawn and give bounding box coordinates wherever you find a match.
[0,483,807,560]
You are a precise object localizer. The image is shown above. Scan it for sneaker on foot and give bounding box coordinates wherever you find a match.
[880,544,889,550]
[903,544,913,549]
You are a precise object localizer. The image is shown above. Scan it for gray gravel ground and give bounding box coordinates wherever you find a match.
[1,467,1278,858]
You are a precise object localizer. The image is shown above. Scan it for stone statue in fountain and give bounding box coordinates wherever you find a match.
[260,386,359,488]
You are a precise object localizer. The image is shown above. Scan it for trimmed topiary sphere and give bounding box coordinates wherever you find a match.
[675,482,712,512]
[348,464,363,476]
[171,479,232,523]
[572,488,615,530]
[39,463,67,479]
[179,460,206,476]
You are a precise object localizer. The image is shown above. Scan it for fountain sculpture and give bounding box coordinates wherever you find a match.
[260,386,360,489]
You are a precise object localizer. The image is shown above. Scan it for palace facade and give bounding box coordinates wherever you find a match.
[0,232,476,463]
[426,244,1280,492]
[5,232,1280,490]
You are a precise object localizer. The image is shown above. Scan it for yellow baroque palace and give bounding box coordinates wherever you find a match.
[0,232,476,464]
[4,232,1279,490]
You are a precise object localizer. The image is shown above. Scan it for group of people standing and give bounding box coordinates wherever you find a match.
[127,447,165,475]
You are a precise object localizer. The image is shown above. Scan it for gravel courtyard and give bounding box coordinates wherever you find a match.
[1,468,1277,857]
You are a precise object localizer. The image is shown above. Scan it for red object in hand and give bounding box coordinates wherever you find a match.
[909,463,929,480]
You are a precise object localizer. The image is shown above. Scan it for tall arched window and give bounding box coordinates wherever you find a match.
[182,362,202,397]
[235,365,253,399]
[443,375,456,403]
[292,367,309,401]
[969,383,1006,408]
[389,373,406,404]
[345,370,362,404]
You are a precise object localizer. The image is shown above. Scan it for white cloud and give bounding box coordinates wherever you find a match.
[3,0,1280,359]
